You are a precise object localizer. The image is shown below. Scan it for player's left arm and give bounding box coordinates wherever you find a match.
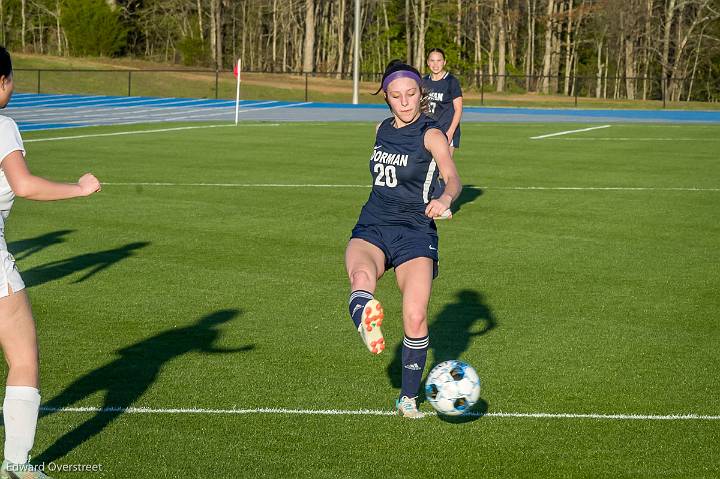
[446,96,463,141]
[424,128,462,219]
[445,77,464,142]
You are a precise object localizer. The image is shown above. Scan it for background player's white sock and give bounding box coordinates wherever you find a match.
[3,386,41,464]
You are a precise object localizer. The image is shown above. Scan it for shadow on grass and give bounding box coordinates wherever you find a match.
[428,290,496,364]
[22,241,149,287]
[387,289,495,415]
[436,398,489,424]
[452,185,483,215]
[388,289,496,388]
[7,229,75,261]
[32,309,254,464]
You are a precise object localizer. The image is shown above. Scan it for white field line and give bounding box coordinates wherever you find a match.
[545,137,720,141]
[24,123,279,143]
[483,186,720,191]
[33,405,720,421]
[21,117,277,134]
[530,125,612,139]
[99,182,720,192]
[101,113,242,126]
[15,106,235,124]
[103,182,368,188]
[12,107,225,125]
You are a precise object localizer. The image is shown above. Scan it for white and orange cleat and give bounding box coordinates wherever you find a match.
[357,299,385,354]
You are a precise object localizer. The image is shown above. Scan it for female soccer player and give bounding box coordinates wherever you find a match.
[422,48,463,157]
[345,60,462,418]
[0,47,101,478]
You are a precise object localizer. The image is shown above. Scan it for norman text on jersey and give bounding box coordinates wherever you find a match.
[370,147,409,167]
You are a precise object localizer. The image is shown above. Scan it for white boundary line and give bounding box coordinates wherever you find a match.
[24,124,279,143]
[543,137,720,141]
[98,182,720,192]
[530,125,611,139]
[103,182,368,187]
[483,186,720,191]
[33,406,720,421]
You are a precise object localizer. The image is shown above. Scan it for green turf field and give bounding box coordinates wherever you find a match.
[2,121,719,478]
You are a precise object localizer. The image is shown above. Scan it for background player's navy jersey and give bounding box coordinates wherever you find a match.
[422,72,462,132]
[356,114,442,231]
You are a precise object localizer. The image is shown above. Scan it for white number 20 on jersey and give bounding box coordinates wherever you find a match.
[374,164,398,187]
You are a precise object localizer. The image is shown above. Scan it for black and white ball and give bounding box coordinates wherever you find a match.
[425,360,481,416]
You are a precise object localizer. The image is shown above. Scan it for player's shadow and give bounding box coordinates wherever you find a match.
[429,290,496,364]
[387,290,495,420]
[21,241,150,287]
[31,309,254,464]
[453,185,483,215]
[6,229,75,261]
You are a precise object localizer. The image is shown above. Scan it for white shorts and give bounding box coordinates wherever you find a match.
[0,238,25,298]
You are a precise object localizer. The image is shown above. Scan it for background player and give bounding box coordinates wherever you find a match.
[345,60,462,418]
[0,46,101,478]
[422,48,463,157]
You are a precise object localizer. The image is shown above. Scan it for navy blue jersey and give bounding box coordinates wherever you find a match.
[356,114,442,231]
[422,72,462,132]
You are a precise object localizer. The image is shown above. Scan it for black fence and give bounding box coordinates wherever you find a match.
[12,68,720,108]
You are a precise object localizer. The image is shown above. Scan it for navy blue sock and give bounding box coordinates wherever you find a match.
[348,290,374,329]
[400,335,429,399]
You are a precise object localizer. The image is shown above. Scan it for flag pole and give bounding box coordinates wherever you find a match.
[235,59,241,125]
[352,0,360,105]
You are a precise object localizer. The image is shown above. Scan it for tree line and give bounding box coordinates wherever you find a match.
[2,0,719,101]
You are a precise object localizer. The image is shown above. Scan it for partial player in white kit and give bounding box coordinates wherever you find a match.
[0,47,101,479]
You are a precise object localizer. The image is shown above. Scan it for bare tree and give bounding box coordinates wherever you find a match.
[413,0,428,70]
[21,0,27,51]
[496,0,507,91]
[541,0,555,93]
[303,0,315,72]
[209,0,222,69]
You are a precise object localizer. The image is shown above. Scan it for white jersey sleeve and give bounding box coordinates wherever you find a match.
[0,115,25,165]
[0,116,23,217]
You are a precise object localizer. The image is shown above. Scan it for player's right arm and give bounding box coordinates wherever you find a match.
[1,150,100,200]
[424,128,462,218]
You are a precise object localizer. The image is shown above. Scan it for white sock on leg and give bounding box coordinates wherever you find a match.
[3,386,41,464]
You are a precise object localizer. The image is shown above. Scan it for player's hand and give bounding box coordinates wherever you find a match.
[445,130,454,144]
[78,173,101,196]
[425,197,451,219]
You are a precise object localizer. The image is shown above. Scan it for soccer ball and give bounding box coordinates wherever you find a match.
[425,360,481,416]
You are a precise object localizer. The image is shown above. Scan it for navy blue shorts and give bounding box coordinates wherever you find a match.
[351,224,439,278]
